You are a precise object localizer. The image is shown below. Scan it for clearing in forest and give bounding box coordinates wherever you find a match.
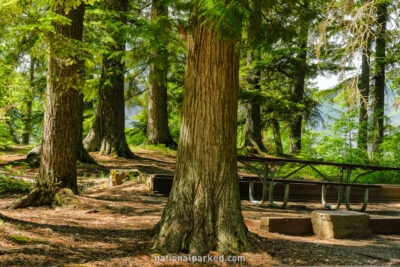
[0,146,400,266]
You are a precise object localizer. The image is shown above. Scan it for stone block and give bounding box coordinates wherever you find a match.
[311,210,371,239]
[260,217,312,235]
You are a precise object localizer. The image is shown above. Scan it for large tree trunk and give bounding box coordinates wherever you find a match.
[244,0,265,153]
[22,56,35,145]
[154,18,248,254]
[84,0,136,158]
[9,3,85,209]
[147,0,174,147]
[357,35,371,154]
[372,2,387,155]
[24,141,96,168]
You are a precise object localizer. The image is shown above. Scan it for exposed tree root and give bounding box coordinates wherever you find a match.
[245,142,265,155]
[99,140,140,159]
[83,125,101,152]
[115,146,140,159]
[154,203,249,255]
[77,143,97,164]
[7,186,55,209]
[119,149,140,160]
[147,139,177,150]
[7,186,77,210]
[23,144,97,168]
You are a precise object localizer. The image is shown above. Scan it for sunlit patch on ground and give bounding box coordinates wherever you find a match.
[0,147,399,266]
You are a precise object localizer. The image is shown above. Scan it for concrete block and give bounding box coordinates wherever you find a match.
[311,210,371,239]
[244,218,260,229]
[260,217,312,235]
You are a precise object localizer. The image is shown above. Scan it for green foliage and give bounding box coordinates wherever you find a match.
[0,175,32,193]
[0,0,49,145]
[197,0,246,39]
[49,0,99,14]
[298,109,400,184]
[0,122,12,149]
[1,0,400,189]
[10,234,45,244]
[123,0,187,147]
[131,143,176,156]
[126,127,147,146]
[301,109,364,163]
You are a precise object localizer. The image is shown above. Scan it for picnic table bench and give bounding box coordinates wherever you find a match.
[238,155,400,212]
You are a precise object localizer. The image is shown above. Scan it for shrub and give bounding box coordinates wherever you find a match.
[0,175,32,193]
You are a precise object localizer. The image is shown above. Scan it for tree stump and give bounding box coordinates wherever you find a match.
[108,169,140,187]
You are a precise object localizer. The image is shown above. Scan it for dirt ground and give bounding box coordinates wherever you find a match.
[0,146,400,266]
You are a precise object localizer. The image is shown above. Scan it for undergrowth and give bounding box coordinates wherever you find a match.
[0,175,32,193]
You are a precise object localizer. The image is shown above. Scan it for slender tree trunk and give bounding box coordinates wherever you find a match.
[147,0,174,147]
[244,51,265,153]
[77,95,96,164]
[272,119,283,155]
[372,2,387,155]
[244,0,265,153]
[84,0,137,158]
[357,35,371,153]
[9,3,85,209]
[22,56,35,145]
[289,22,308,155]
[154,17,248,254]
[5,108,19,144]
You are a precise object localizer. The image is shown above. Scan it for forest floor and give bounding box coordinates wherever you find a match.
[0,146,400,266]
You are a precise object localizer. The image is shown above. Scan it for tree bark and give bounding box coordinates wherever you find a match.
[83,106,101,151]
[357,35,371,153]
[243,0,265,153]
[244,51,265,153]
[372,2,387,155]
[24,141,96,168]
[5,108,19,144]
[9,3,86,209]
[147,0,174,147]
[154,17,248,254]
[22,56,35,145]
[77,95,97,164]
[84,0,136,158]
[272,118,283,155]
[289,20,308,155]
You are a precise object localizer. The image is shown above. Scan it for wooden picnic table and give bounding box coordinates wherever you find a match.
[238,155,400,212]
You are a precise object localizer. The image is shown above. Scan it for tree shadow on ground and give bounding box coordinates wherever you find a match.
[248,231,400,265]
[1,210,399,266]
[0,212,154,266]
